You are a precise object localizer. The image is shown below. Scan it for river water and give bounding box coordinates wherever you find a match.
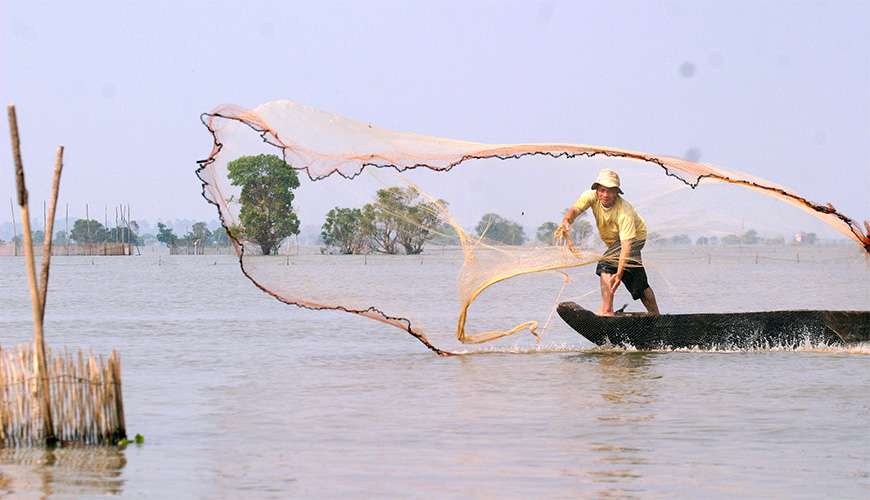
[0,245,868,498]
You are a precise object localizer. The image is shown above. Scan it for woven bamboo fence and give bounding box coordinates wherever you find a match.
[0,346,125,447]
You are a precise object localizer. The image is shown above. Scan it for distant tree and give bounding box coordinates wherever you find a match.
[70,219,108,244]
[395,189,444,254]
[647,232,664,245]
[321,207,368,254]
[475,213,526,245]
[721,234,741,245]
[537,215,593,247]
[212,226,230,246]
[708,236,720,245]
[670,234,691,245]
[536,222,558,244]
[740,229,759,245]
[156,222,178,248]
[189,222,212,246]
[106,225,140,245]
[572,218,593,247]
[360,186,444,254]
[695,236,709,245]
[228,154,301,255]
[130,221,140,244]
[803,232,818,245]
[428,222,461,246]
[176,221,212,254]
[32,230,45,244]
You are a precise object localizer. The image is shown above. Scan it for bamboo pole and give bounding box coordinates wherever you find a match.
[10,199,18,256]
[38,146,64,322]
[7,105,57,446]
[111,351,126,440]
[127,204,132,255]
[85,203,90,255]
[65,203,69,256]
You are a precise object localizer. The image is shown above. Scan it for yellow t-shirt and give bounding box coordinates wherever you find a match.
[573,190,647,246]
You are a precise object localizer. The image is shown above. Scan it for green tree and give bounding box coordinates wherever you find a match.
[156,222,178,248]
[212,226,230,246]
[52,231,67,245]
[536,222,558,244]
[228,154,301,255]
[70,219,108,243]
[722,234,741,245]
[106,225,140,245]
[475,213,526,245]
[394,188,444,254]
[176,222,211,254]
[321,207,368,254]
[670,234,691,245]
[428,222,461,246]
[573,218,593,247]
[360,186,444,255]
[188,222,212,246]
[740,229,759,245]
[537,217,593,247]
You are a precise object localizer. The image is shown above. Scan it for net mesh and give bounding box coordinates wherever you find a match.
[197,100,869,355]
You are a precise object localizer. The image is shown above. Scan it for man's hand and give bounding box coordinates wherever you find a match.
[554,221,571,243]
[609,272,623,294]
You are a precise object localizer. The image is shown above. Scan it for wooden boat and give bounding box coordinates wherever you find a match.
[556,301,870,349]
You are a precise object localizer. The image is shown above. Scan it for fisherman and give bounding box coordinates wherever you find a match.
[557,169,660,316]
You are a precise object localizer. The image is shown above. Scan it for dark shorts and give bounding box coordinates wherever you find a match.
[595,239,650,301]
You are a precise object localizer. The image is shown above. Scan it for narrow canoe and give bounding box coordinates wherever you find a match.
[556,301,870,349]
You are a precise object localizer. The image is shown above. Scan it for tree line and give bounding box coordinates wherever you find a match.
[2,219,143,246]
[155,222,230,251]
[14,155,810,255]
[217,154,597,256]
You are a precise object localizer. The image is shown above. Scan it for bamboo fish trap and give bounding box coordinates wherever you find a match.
[0,347,125,446]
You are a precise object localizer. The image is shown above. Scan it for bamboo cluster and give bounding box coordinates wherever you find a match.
[4,104,127,447]
[0,346,125,447]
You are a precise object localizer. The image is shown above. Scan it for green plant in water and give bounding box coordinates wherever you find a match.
[117,433,145,448]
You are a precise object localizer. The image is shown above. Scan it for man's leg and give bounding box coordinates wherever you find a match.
[640,287,660,315]
[598,272,615,316]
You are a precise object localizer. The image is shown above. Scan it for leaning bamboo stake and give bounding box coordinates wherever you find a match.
[7,105,57,446]
[38,146,64,322]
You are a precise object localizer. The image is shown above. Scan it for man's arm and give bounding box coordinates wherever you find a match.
[558,192,593,242]
[559,206,582,231]
[610,238,633,293]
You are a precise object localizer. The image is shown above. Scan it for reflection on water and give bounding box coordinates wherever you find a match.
[567,352,659,498]
[0,447,126,497]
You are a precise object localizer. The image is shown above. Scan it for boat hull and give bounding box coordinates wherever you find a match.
[556,302,870,349]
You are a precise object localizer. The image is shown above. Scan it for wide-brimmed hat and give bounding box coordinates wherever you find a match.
[590,169,623,194]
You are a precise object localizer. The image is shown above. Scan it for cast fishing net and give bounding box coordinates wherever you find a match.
[197,100,869,355]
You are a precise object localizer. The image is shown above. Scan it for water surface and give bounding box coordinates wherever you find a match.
[0,246,868,498]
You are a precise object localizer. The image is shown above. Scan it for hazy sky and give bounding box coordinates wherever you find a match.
[1,1,868,234]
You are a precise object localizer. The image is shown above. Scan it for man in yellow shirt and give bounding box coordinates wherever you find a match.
[558,169,660,316]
